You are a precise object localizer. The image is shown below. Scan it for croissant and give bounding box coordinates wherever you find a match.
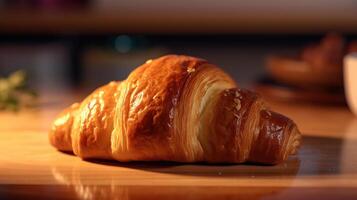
[49,55,301,164]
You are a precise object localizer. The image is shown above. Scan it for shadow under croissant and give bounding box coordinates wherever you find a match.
[56,135,356,177]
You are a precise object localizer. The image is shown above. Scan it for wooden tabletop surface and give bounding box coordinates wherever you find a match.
[0,91,357,199]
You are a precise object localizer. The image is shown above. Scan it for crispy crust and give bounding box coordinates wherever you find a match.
[49,55,301,164]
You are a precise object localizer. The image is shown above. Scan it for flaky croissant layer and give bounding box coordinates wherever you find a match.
[49,55,301,164]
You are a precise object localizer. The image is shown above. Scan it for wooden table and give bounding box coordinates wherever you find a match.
[0,92,357,199]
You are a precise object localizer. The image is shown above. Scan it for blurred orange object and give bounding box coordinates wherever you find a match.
[266,33,357,89]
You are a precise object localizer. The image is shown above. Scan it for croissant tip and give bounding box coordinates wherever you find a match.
[288,125,302,156]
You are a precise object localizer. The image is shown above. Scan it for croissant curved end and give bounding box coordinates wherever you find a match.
[247,110,302,164]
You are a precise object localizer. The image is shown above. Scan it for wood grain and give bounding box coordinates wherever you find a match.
[0,93,357,199]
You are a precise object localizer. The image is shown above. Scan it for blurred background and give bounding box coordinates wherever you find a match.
[0,0,357,103]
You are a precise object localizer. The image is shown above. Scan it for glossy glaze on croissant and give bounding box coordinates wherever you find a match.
[49,55,301,164]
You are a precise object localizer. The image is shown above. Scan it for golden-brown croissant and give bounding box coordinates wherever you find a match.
[49,55,301,164]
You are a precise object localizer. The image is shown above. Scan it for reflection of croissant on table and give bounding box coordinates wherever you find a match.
[51,166,291,200]
[51,167,131,200]
[49,55,301,165]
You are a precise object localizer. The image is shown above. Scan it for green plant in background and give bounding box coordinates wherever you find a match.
[0,70,37,111]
